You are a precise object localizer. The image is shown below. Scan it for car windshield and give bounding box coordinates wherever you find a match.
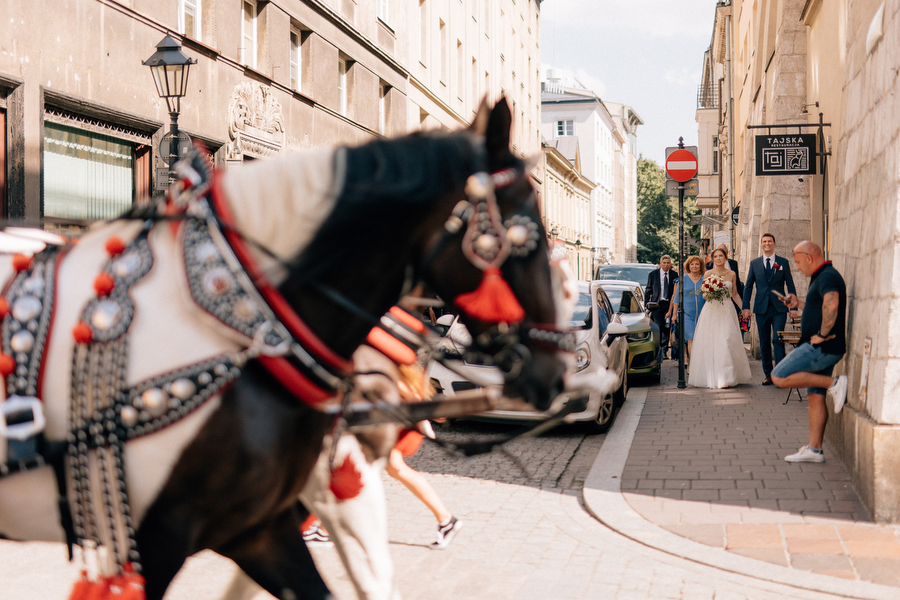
[569,291,593,330]
[595,265,653,283]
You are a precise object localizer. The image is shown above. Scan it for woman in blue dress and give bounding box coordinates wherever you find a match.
[673,255,706,369]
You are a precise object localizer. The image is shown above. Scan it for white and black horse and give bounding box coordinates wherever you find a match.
[0,98,568,600]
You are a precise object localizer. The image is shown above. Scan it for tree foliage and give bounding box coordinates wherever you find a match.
[636,156,702,266]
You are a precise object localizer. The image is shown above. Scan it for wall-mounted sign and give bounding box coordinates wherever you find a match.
[755,134,817,176]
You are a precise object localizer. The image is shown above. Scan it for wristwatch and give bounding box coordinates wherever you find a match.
[818,330,828,338]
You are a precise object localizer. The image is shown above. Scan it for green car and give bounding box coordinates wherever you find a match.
[596,279,662,384]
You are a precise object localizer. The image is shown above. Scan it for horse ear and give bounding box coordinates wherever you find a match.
[485,96,512,164]
[469,96,491,135]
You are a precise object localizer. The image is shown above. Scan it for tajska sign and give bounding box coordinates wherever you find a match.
[665,147,698,182]
[755,133,817,176]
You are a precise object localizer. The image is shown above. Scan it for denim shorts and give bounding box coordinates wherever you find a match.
[771,342,843,396]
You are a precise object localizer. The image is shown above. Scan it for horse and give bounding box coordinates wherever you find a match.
[0,97,569,600]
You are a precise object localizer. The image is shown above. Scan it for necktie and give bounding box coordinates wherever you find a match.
[663,272,668,300]
[766,257,772,276]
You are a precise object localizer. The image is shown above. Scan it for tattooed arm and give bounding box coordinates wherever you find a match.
[811,291,840,344]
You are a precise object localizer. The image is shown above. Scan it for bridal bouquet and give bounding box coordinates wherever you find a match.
[697,273,729,303]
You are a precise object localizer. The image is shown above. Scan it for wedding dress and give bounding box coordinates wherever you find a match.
[688,281,752,389]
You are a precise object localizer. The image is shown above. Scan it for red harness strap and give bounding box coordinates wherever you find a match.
[209,174,352,403]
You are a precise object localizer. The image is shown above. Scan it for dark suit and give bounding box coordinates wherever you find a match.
[707,258,743,317]
[742,254,797,376]
[645,269,678,360]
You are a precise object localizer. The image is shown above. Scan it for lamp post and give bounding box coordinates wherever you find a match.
[144,35,197,181]
[549,227,559,243]
[575,239,582,280]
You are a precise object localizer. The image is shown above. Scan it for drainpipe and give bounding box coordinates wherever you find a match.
[725,7,735,255]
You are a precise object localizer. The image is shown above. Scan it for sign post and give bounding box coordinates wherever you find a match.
[664,138,697,390]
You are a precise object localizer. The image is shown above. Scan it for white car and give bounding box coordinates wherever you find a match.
[426,280,629,433]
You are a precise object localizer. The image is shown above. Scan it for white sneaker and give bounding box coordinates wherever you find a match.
[829,375,848,414]
[785,445,825,463]
[430,516,463,549]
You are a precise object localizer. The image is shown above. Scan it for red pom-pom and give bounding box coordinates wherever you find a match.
[105,236,126,256]
[454,267,525,324]
[330,456,364,500]
[94,273,115,296]
[73,322,93,344]
[12,254,32,272]
[0,353,15,376]
[0,297,9,318]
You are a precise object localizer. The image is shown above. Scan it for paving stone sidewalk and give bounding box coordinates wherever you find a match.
[621,359,900,586]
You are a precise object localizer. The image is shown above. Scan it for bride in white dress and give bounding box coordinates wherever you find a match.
[688,248,752,389]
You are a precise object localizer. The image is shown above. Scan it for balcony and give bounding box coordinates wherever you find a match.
[697,83,719,110]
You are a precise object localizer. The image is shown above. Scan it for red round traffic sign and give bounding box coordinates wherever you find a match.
[665,149,698,182]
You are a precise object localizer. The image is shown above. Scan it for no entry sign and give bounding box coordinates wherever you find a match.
[665,148,698,182]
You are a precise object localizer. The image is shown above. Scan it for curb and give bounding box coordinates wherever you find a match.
[582,386,899,600]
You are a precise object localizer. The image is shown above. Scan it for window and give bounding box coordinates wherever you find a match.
[338,58,349,116]
[290,29,301,92]
[557,120,574,136]
[379,83,390,135]
[241,0,257,68]
[712,136,719,174]
[457,40,464,100]
[179,0,201,39]
[43,122,137,222]
[377,0,389,24]
[439,20,447,83]
[419,0,428,65]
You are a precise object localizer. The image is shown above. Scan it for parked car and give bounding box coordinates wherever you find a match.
[594,263,656,288]
[426,281,629,433]
[596,279,662,384]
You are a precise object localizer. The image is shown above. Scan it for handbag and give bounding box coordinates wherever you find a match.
[740,315,751,333]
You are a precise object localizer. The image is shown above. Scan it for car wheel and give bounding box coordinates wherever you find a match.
[589,391,616,434]
[649,365,661,385]
[614,368,628,407]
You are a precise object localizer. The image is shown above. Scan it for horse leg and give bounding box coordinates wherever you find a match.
[217,503,333,600]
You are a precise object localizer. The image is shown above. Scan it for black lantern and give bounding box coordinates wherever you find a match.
[144,35,196,182]
[143,35,196,114]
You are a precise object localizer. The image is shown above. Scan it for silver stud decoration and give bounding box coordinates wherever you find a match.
[464,172,493,198]
[142,388,169,417]
[120,405,138,427]
[91,300,122,331]
[2,251,60,397]
[503,215,541,257]
[111,252,141,278]
[12,296,42,322]
[170,378,197,400]
[183,219,286,348]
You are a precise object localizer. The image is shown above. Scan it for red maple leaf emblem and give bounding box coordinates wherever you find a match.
[330,456,364,500]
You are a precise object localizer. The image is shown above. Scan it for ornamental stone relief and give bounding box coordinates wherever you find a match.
[226,82,285,162]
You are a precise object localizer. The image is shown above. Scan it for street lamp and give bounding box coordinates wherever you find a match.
[144,35,196,177]
[575,239,582,280]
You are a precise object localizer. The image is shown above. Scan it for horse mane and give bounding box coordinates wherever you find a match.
[290,130,485,281]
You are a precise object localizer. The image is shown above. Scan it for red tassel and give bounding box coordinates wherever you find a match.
[454,267,525,323]
[108,567,145,600]
[330,456,364,500]
[68,571,93,600]
[83,576,110,600]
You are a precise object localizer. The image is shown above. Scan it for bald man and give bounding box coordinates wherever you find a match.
[771,241,848,463]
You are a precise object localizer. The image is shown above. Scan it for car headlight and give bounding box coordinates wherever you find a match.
[575,344,591,372]
[626,330,652,343]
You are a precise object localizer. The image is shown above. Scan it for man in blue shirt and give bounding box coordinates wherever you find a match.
[771,241,848,463]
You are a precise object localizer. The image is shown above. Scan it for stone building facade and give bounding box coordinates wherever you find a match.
[699,0,900,521]
[0,0,543,228]
[540,79,641,266]
[540,136,595,280]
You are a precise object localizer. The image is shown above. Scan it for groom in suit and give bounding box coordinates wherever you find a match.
[742,233,797,385]
[645,255,678,361]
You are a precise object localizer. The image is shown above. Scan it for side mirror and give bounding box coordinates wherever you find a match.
[605,323,629,346]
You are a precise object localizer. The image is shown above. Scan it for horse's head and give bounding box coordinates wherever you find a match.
[421,98,569,410]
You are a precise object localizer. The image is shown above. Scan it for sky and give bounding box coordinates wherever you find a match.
[539,1,719,167]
